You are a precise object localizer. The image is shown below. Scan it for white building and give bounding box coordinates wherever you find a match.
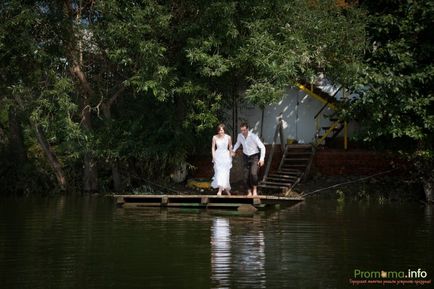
[226,84,358,146]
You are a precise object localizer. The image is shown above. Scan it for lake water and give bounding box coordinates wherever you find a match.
[0,196,433,289]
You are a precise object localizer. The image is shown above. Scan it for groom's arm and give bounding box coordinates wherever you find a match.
[254,134,266,162]
[232,134,241,152]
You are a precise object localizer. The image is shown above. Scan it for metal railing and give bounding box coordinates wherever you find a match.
[262,115,284,181]
[297,82,348,150]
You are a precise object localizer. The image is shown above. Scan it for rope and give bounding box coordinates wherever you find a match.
[145,179,182,194]
[301,167,400,197]
[131,174,183,194]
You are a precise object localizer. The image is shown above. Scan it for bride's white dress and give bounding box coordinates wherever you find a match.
[211,134,232,190]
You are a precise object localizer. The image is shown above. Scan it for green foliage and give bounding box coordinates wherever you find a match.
[351,1,433,153]
[237,0,366,104]
[0,0,370,194]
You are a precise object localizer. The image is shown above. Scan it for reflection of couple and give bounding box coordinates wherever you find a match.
[211,217,266,289]
[211,122,266,196]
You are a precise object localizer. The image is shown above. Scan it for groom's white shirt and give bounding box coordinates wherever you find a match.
[233,131,266,161]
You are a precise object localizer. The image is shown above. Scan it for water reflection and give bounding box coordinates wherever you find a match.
[232,218,266,289]
[211,216,266,289]
[424,205,432,225]
[211,218,231,289]
[1,198,433,289]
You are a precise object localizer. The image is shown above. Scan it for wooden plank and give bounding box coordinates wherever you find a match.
[277,141,291,171]
[261,180,292,186]
[206,203,250,208]
[279,168,303,172]
[114,194,302,201]
[266,176,297,182]
[285,144,312,148]
[201,197,209,205]
[277,172,302,177]
[161,196,168,205]
[122,203,162,207]
[268,173,300,178]
[266,174,298,179]
[113,195,304,205]
[258,184,288,189]
[282,164,306,168]
[166,203,204,207]
[253,198,261,205]
[263,117,282,180]
[283,158,310,161]
[302,145,315,182]
[263,178,294,183]
[116,197,125,206]
[270,170,300,174]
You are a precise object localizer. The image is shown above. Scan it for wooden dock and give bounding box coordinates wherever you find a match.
[114,194,304,210]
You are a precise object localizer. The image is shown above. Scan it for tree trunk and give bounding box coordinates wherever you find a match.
[64,0,98,193]
[83,152,98,192]
[11,95,68,191]
[112,161,122,192]
[8,107,27,164]
[34,125,67,191]
[423,178,433,204]
[174,94,186,124]
[0,123,6,144]
[81,99,98,192]
[102,104,122,192]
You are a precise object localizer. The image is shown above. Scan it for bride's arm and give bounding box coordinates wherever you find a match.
[211,136,216,162]
[228,135,233,152]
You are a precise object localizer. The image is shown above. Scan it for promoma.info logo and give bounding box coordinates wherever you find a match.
[355,268,428,279]
[349,268,432,286]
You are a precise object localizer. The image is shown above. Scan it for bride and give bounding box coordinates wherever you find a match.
[211,124,232,196]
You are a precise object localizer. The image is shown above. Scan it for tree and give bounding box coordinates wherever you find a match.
[168,0,366,129]
[0,0,368,194]
[350,0,434,202]
[0,0,174,193]
[0,1,71,193]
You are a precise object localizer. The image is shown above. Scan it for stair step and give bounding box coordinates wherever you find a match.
[273,170,301,174]
[279,168,303,173]
[264,139,314,189]
[282,164,307,168]
[261,181,293,187]
[265,176,297,182]
[285,152,313,155]
[322,126,341,131]
[271,174,301,179]
[268,173,299,179]
[263,181,295,187]
[283,158,310,161]
[258,184,288,189]
[265,180,296,186]
[285,149,312,154]
[285,144,312,149]
[316,135,333,140]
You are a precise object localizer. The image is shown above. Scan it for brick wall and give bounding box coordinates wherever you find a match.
[312,148,397,175]
[189,146,398,179]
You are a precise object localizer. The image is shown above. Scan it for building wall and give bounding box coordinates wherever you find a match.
[226,86,358,144]
[313,149,400,176]
[189,146,399,184]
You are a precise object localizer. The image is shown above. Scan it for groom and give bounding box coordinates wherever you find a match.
[232,122,266,196]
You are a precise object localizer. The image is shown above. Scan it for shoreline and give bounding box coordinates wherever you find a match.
[297,174,425,203]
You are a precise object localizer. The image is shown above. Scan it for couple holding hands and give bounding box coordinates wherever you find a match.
[211,122,266,197]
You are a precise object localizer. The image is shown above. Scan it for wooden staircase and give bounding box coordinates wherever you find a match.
[315,118,345,147]
[259,144,315,194]
[297,82,348,149]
